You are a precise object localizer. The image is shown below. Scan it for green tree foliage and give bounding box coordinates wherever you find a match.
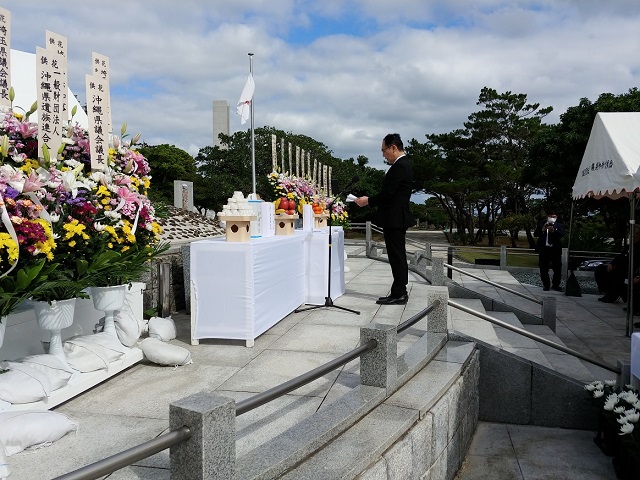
[138,144,198,206]
[410,87,551,246]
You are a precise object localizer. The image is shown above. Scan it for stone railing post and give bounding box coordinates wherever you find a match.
[431,257,445,286]
[617,360,632,389]
[500,245,507,270]
[561,247,569,286]
[170,393,235,480]
[425,242,432,263]
[365,221,373,257]
[427,286,449,333]
[541,296,557,332]
[360,323,397,392]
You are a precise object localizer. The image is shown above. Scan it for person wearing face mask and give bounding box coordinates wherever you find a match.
[534,212,565,291]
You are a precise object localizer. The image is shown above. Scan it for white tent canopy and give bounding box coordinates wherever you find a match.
[572,112,640,200]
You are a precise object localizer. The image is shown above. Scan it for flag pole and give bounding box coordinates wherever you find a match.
[249,52,256,196]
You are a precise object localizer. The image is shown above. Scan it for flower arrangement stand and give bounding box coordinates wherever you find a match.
[218,215,256,242]
[275,214,299,236]
[32,298,76,369]
[90,285,128,336]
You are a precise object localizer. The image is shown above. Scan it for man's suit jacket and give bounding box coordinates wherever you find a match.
[368,155,415,229]
[534,218,564,251]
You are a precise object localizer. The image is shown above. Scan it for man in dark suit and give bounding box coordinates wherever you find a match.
[355,133,415,305]
[534,212,564,292]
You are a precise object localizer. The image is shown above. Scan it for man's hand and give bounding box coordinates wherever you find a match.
[355,196,369,207]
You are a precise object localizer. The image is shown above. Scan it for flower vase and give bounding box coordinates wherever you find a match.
[90,285,128,337]
[33,298,76,368]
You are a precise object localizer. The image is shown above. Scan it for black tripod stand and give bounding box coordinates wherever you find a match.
[295,183,360,315]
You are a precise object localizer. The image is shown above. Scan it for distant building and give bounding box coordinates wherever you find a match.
[213,100,230,148]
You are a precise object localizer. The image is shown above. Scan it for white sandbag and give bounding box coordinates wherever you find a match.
[0,362,51,404]
[148,316,177,341]
[18,354,73,391]
[115,309,144,347]
[64,332,129,373]
[0,439,9,480]
[0,411,78,456]
[139,338,192,366]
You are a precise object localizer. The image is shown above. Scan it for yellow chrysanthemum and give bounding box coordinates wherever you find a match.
[97,185,110,196]
[0,232,19,264]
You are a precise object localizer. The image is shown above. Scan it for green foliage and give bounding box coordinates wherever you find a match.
[0,259,58,317]
[569,214,617,252]
[138,144,198,205]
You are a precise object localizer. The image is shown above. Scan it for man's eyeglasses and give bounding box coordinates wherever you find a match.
[381,145,393,153]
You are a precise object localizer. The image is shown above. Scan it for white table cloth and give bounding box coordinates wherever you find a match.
[190,235,306,346]
[302,227,345,305]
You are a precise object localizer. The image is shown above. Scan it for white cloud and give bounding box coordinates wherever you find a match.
[2,0,639,168]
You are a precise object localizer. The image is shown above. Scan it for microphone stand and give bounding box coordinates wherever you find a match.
[295,186,360,315]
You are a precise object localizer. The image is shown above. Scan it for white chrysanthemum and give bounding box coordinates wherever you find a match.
[614,406,626,414]
[619,422,634,435]
[593,389,605,398]
[94,222,106,232]
[625,410,640,423]
[604,398,618,411]
[604,380,617,386]
[50,213,60,223]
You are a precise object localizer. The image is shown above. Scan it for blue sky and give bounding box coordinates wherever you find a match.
[3,0,640,182]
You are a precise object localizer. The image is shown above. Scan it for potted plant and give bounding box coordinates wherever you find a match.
[585,380,640,479]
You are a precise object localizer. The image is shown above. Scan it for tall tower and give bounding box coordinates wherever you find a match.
[213,100,230,148]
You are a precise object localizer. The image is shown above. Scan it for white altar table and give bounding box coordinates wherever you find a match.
[190,234,306,347]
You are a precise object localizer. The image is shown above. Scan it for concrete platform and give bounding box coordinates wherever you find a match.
[5,242,625,479]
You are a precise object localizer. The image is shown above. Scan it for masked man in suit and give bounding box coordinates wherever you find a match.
[534,212,564,292]
[355,133,415,305]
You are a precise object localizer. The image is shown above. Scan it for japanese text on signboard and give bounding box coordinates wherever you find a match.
[85,74,109,170]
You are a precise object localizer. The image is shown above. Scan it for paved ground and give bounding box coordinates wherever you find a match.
[6,234,626,479]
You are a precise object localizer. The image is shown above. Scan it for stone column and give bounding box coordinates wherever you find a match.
[500,245,507,270]
[170,393,235,480]
[360,323,397,392]
[431,257,445,286]
[427,286,449,333]
[541,296,557,332]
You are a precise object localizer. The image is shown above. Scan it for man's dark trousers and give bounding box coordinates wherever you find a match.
[539,246,561,289]
[384,227,408,297]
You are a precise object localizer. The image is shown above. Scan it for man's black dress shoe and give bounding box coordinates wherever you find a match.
[378,295,391,301]
[543,286,550,291]
[598,295,619,303]
[551,286,563,292]
[376,294,408,305]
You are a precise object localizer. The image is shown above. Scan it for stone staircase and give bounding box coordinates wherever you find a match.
[448,299,596,383]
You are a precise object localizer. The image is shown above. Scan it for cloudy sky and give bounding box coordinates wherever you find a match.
[3,1,640,169]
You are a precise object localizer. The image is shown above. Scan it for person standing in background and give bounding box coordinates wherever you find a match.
[355,133,415,304]
[534,212,564,291]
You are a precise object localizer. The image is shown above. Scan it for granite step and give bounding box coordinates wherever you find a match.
[448,299,595,382]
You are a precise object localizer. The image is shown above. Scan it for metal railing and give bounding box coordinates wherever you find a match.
[448,299,621,374]
[444,262,542,306]
[54,427,192,480]
[55,299,444,480]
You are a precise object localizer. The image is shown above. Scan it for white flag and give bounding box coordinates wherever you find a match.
[236,73,255,124]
